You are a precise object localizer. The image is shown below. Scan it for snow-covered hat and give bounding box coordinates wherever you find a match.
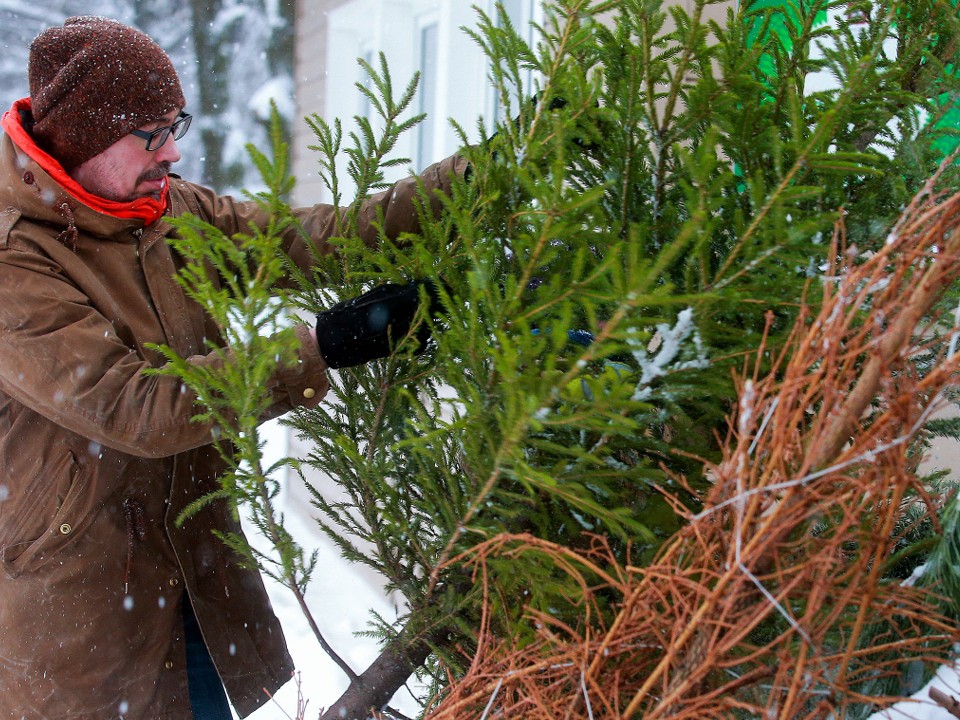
[28,16,185,169]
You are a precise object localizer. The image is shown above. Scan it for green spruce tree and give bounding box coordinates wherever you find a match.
[156,1,960,717]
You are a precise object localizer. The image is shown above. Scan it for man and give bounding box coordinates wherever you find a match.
[0,15,466,720]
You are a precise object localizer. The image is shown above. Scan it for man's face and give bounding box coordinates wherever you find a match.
[68,108,183,202]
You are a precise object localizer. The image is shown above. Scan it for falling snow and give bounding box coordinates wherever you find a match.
[0,2,956,719]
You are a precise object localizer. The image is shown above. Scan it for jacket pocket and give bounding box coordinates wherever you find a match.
[1,450,92,579]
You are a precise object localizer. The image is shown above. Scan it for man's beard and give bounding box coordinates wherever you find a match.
[131,162,172,201]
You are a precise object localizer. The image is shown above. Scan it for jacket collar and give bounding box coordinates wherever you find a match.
[1,98,169,227]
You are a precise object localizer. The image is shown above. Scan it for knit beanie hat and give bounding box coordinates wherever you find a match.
[28,16,185,169]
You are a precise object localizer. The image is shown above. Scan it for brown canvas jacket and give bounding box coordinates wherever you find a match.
[0,121,466,719]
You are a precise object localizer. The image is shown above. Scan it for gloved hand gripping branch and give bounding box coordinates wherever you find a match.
[486,94,601,157]
[315,281,438,369]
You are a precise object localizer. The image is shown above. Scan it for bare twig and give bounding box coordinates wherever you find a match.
[931,687,960,719]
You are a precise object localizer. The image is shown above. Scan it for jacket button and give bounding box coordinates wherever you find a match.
[59,523,72,535]
[22,171,34,185]
[165,660,174,670]
[303,387,316,399]
[168,577,180,587]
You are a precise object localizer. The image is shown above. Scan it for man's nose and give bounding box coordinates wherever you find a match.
[156,135,181,164]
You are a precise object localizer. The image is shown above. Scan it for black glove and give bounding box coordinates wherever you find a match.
[315,281,437,369]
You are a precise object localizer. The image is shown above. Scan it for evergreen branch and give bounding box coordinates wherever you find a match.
[525,0,596,147]
[345,54,423,225]
[306,113,344,220]
[709,2,900,288]
[647,0,711,237]
[658,0,709,137]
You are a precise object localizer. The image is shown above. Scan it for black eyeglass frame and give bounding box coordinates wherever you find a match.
[130,111,192,151]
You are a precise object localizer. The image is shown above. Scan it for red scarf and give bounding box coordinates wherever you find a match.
[2,98,169,226]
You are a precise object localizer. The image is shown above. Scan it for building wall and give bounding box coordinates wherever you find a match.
[292,0,504,206]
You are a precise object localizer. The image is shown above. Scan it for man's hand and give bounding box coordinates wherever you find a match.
[315,281,438,369]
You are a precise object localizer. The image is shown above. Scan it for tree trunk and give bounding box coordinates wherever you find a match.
[319,636,433,720]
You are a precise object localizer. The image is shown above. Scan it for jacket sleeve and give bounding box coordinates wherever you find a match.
[173,152,469,276]
[0,247,328,459]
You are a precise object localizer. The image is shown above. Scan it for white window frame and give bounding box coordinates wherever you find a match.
[415,13,441,170]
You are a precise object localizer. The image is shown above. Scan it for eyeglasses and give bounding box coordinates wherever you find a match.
[130,111,192,151]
